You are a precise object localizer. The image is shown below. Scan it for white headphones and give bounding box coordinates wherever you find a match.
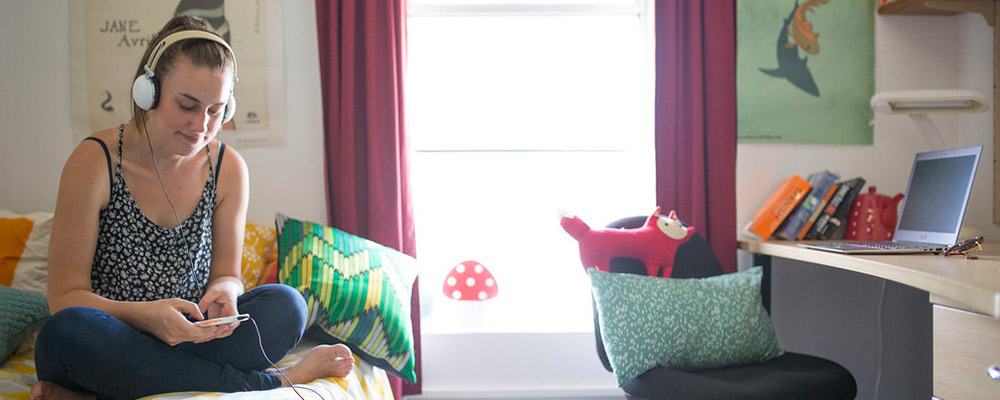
[132,30,238,124]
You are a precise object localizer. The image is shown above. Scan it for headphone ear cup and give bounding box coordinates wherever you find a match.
[132,74,160,110]
[222,94,236,124]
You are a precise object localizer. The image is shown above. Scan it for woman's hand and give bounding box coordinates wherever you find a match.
[136,298,231,346]
[195,278,244,339]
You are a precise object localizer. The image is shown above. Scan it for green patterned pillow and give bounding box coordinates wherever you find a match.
[589,266,784,386]
[0,285,49,362]
[276,213,419,382]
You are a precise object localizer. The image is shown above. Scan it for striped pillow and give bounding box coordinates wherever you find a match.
[276,213,418,382]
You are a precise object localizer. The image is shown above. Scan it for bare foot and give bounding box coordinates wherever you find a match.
[275,344,354,385]
[30,381,96,400]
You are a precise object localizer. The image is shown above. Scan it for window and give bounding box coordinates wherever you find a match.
[408,0,653,334]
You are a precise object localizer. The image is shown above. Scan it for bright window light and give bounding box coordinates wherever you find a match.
[408,1,653,334]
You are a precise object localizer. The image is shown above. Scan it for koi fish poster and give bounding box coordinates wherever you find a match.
[68,0,286,148]
[737,0,874,144]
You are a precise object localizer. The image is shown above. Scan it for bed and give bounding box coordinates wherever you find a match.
[0,341,392,399]
[0,210,417,399]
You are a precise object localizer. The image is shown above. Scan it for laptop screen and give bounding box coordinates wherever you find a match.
[894,145,982,246]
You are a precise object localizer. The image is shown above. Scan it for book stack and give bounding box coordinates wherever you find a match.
[773,170,839,240]
[743,172,867,241]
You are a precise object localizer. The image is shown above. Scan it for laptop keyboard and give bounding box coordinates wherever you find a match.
[857,242,923,249]
[836,241,932,250]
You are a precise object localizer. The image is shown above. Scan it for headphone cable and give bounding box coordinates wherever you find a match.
[249,317,325,400]
[142,120,199,270]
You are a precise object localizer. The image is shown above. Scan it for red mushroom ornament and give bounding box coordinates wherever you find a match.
[443,260,498,301]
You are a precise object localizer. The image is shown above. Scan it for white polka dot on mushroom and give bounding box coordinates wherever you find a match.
[466,277,476,287]
[474,264,483,274]
[452,290,462,300]
[485,278,494,287]
[446,277,457,287]
[478,291,487,300]
[456,264,465,273]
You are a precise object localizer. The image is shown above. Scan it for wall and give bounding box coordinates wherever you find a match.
[737,13,997,400]
[0,0,328,226]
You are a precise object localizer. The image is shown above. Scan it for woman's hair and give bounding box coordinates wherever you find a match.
[131,15,236,125]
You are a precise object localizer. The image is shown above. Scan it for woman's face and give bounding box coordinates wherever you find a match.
[146,55,234,157]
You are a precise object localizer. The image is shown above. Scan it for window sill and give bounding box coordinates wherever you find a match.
[416,331,620,398]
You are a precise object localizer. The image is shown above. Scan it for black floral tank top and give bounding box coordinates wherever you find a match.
[88,124,222,303]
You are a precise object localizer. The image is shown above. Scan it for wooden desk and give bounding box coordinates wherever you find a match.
[739,239,1000,400]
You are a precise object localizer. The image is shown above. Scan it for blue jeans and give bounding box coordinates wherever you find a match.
[34,284,308,400]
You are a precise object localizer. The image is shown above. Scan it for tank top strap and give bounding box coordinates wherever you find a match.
[205,141,215,188]
[214,143,226,186]
[116,124,125,174]
[82,137,112,190]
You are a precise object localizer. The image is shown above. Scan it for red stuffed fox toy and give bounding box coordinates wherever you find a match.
[561,207,694,277]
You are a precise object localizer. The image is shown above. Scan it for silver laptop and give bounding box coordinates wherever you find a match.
[799,145,982,254]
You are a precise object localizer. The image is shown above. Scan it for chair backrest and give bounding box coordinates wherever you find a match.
[592,215,724,371]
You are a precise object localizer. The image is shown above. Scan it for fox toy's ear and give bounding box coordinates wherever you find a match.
[646,206,664,227]
[667,210,678,221]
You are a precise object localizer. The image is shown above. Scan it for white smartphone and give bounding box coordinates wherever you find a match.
[194,314,250,327]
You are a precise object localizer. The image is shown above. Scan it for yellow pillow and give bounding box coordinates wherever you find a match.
[241,223,277,291]
[1,218,33,286]
[0,210,53,296]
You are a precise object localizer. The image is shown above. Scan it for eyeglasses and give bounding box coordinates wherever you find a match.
[943,235,983,259]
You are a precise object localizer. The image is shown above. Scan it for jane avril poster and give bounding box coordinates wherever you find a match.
[737,0,874,144]
[69,0,286,148]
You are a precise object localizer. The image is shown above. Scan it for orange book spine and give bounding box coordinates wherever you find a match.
[743,175,811,240]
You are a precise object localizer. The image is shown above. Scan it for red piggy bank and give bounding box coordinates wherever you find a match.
[846,186,904,241]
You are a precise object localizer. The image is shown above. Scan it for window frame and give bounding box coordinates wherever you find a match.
[405,0,654,394]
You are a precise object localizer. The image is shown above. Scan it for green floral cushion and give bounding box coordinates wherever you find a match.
[0,285,49,362]
[589,266,784,386]
[276,213,419,382]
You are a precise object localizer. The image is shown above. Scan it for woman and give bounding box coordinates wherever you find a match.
[32,16,353,400]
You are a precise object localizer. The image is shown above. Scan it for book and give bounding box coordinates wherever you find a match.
[742,175,812,240]
[806,177,866,240]
[797,182,839,240]
[806,181,851,240]
[826,177,867,240]
[773,170,839,240]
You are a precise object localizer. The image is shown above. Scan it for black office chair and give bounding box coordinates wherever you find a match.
[592,216,857,400]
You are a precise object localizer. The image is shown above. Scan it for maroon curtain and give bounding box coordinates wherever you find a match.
[315,0,421,397]
[655,0,737,272]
